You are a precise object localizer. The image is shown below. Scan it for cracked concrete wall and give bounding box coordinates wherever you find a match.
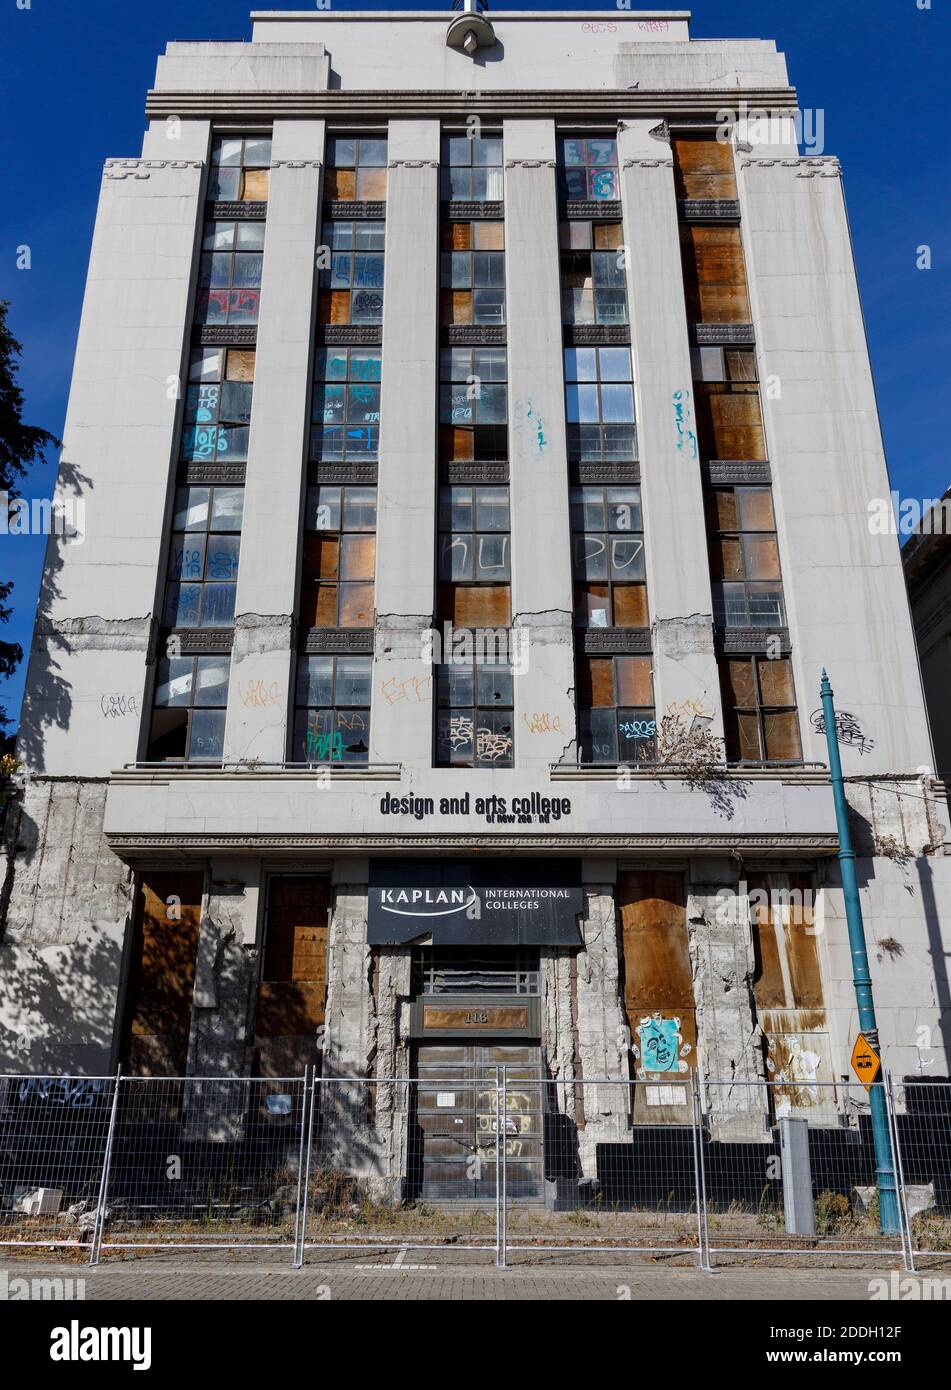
[573,884,631,1178]
[224,122,326,767]
[686,858,770,1142]
[18,143,209,778]
[187,863,261,1077]
[0,777,132,1074]
[741,160,934,775]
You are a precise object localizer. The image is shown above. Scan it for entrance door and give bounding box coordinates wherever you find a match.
[414,1043,544,1201]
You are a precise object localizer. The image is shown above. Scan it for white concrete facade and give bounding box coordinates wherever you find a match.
[2,10,949,1187]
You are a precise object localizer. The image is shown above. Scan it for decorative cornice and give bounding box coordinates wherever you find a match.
[104,158,203,180]
[270,159,322,169]
[505,159,556,169]
[623,157,673,169]
[145,87,800,123]
[388,159,438,169]
[741,156,842,179]
[105,831,839,856]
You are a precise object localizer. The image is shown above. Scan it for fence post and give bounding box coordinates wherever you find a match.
[296,1068,318,1268]
[292,1067,311,1269]
[779,1117,815,1237]
[88,1066,122,1268]
[493,1066,502,1269]
[884,1072,915,1272]
[500,1067,508,1270]
[691,1070,713,1271]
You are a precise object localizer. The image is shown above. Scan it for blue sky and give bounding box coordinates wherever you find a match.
[1,0,948,726]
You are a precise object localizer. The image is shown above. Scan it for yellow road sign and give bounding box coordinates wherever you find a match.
[851,1033,881,1091]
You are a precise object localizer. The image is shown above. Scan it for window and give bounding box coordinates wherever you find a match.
[439,486,510,585]
[557,137,620,202]
[195,221,265,327]
[301,485,376,629]
[441,221,505,326]
[672,137,737,201]
[441,134,503,202]
[707,485,785,628]
[679,225,751,324]
[148,654,231,763]
[208,135,272,203]
[412,949,540,995]
[564,346,636,462]
[720,657,802,764]
[324,135,388,203]
[182,348,254,464]
[164,486,243,630]
[576,656,656,764]
[293,655,372,764]
[570,484,647,629]
[436,658,514,768]
[317,221,385,326]
[310,347,381,461]
[560,222,627,326]
[325,134,389,202]
[439,347,508,462]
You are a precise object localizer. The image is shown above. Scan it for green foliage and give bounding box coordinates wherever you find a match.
[0,299,61,731]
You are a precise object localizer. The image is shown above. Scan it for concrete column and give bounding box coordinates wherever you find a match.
[370,122,440,770]
[224,122,325,766]
[574,879,630,1180]
[617,122,723,738]
[18,132,210,777]
[686,858,769,1141]
[739,157,933,774]
[504,120,577,769]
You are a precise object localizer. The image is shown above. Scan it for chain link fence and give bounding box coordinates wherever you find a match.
[2,1070,950,1267]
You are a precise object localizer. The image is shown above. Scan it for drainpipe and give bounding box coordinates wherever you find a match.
[820,669,900,1234]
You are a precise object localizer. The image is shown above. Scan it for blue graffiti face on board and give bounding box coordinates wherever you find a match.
[638,1016,681,1073]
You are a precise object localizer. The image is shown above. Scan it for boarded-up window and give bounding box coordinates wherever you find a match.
[747,872,831,1119]
[693,383,765,460]
[679,225,751,323]
[254,877,331,1077]
[618,872,695,1122]
[120,873,204,1076]
[672,137,738,200]
[440,584,512,628]
[719,656,802,764]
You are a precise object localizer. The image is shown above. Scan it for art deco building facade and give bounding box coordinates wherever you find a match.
[2,8,948,1194]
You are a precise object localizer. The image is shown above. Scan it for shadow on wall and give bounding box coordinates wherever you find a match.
[16,460,93,774]
[0,928,123,1075]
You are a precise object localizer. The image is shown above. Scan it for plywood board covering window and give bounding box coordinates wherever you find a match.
[679,226,751,323]
[254,877,331,1077]
[618,871,696,1122]
[672,137,738,200]
[120,873,204,1076]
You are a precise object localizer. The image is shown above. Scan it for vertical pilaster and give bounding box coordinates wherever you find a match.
[618,122,723,736]
[370,121,440,769]
[224,121,325,765]
[504,121,576,769]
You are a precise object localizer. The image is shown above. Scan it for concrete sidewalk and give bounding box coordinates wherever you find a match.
[0,1258,926,1301]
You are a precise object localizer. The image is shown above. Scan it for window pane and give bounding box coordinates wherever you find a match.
[581,709,618,764]
[154,658,194,708]
[618,710,657,764]
[607,488,641,531]
[473,137,502,167]
[475,488,509,532]
[297,655,334,708]
[738,488,776,532]
[723,658,757,708]
[337,710,370,762]
[475,384,506,423]
[476,533,510,581]
[438,665,474,708]
[610,537,645,581]
[359,138,388,167]
[570,487,605,532]
[763,711,802,762]
[600,384,635,423]
[616,656,653,707]
[336,656,372,706]
[476,665,514,708]
[565,348,598,382]
[758,657,796,707]
[598,348,632,382]
[575,583,611,628]
[736,711,762,761]
[476,711,514,766]
[173,488,210,532]
[170,534,206,581]
[195,656,231,707]
[566,384,599,424]
[342,487,377,531]
[201,582,237,628]
[573,533,608,580]
[189,709,226,762]
[441,535,473,581]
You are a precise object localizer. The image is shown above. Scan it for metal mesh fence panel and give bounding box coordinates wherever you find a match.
[99,1076,307,1252]
[502,1077,702,1258]
[889,1080,951,1259]
[700,1080,905,1259]
[301,1078,501,1254]
[0,1075,117,1248]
